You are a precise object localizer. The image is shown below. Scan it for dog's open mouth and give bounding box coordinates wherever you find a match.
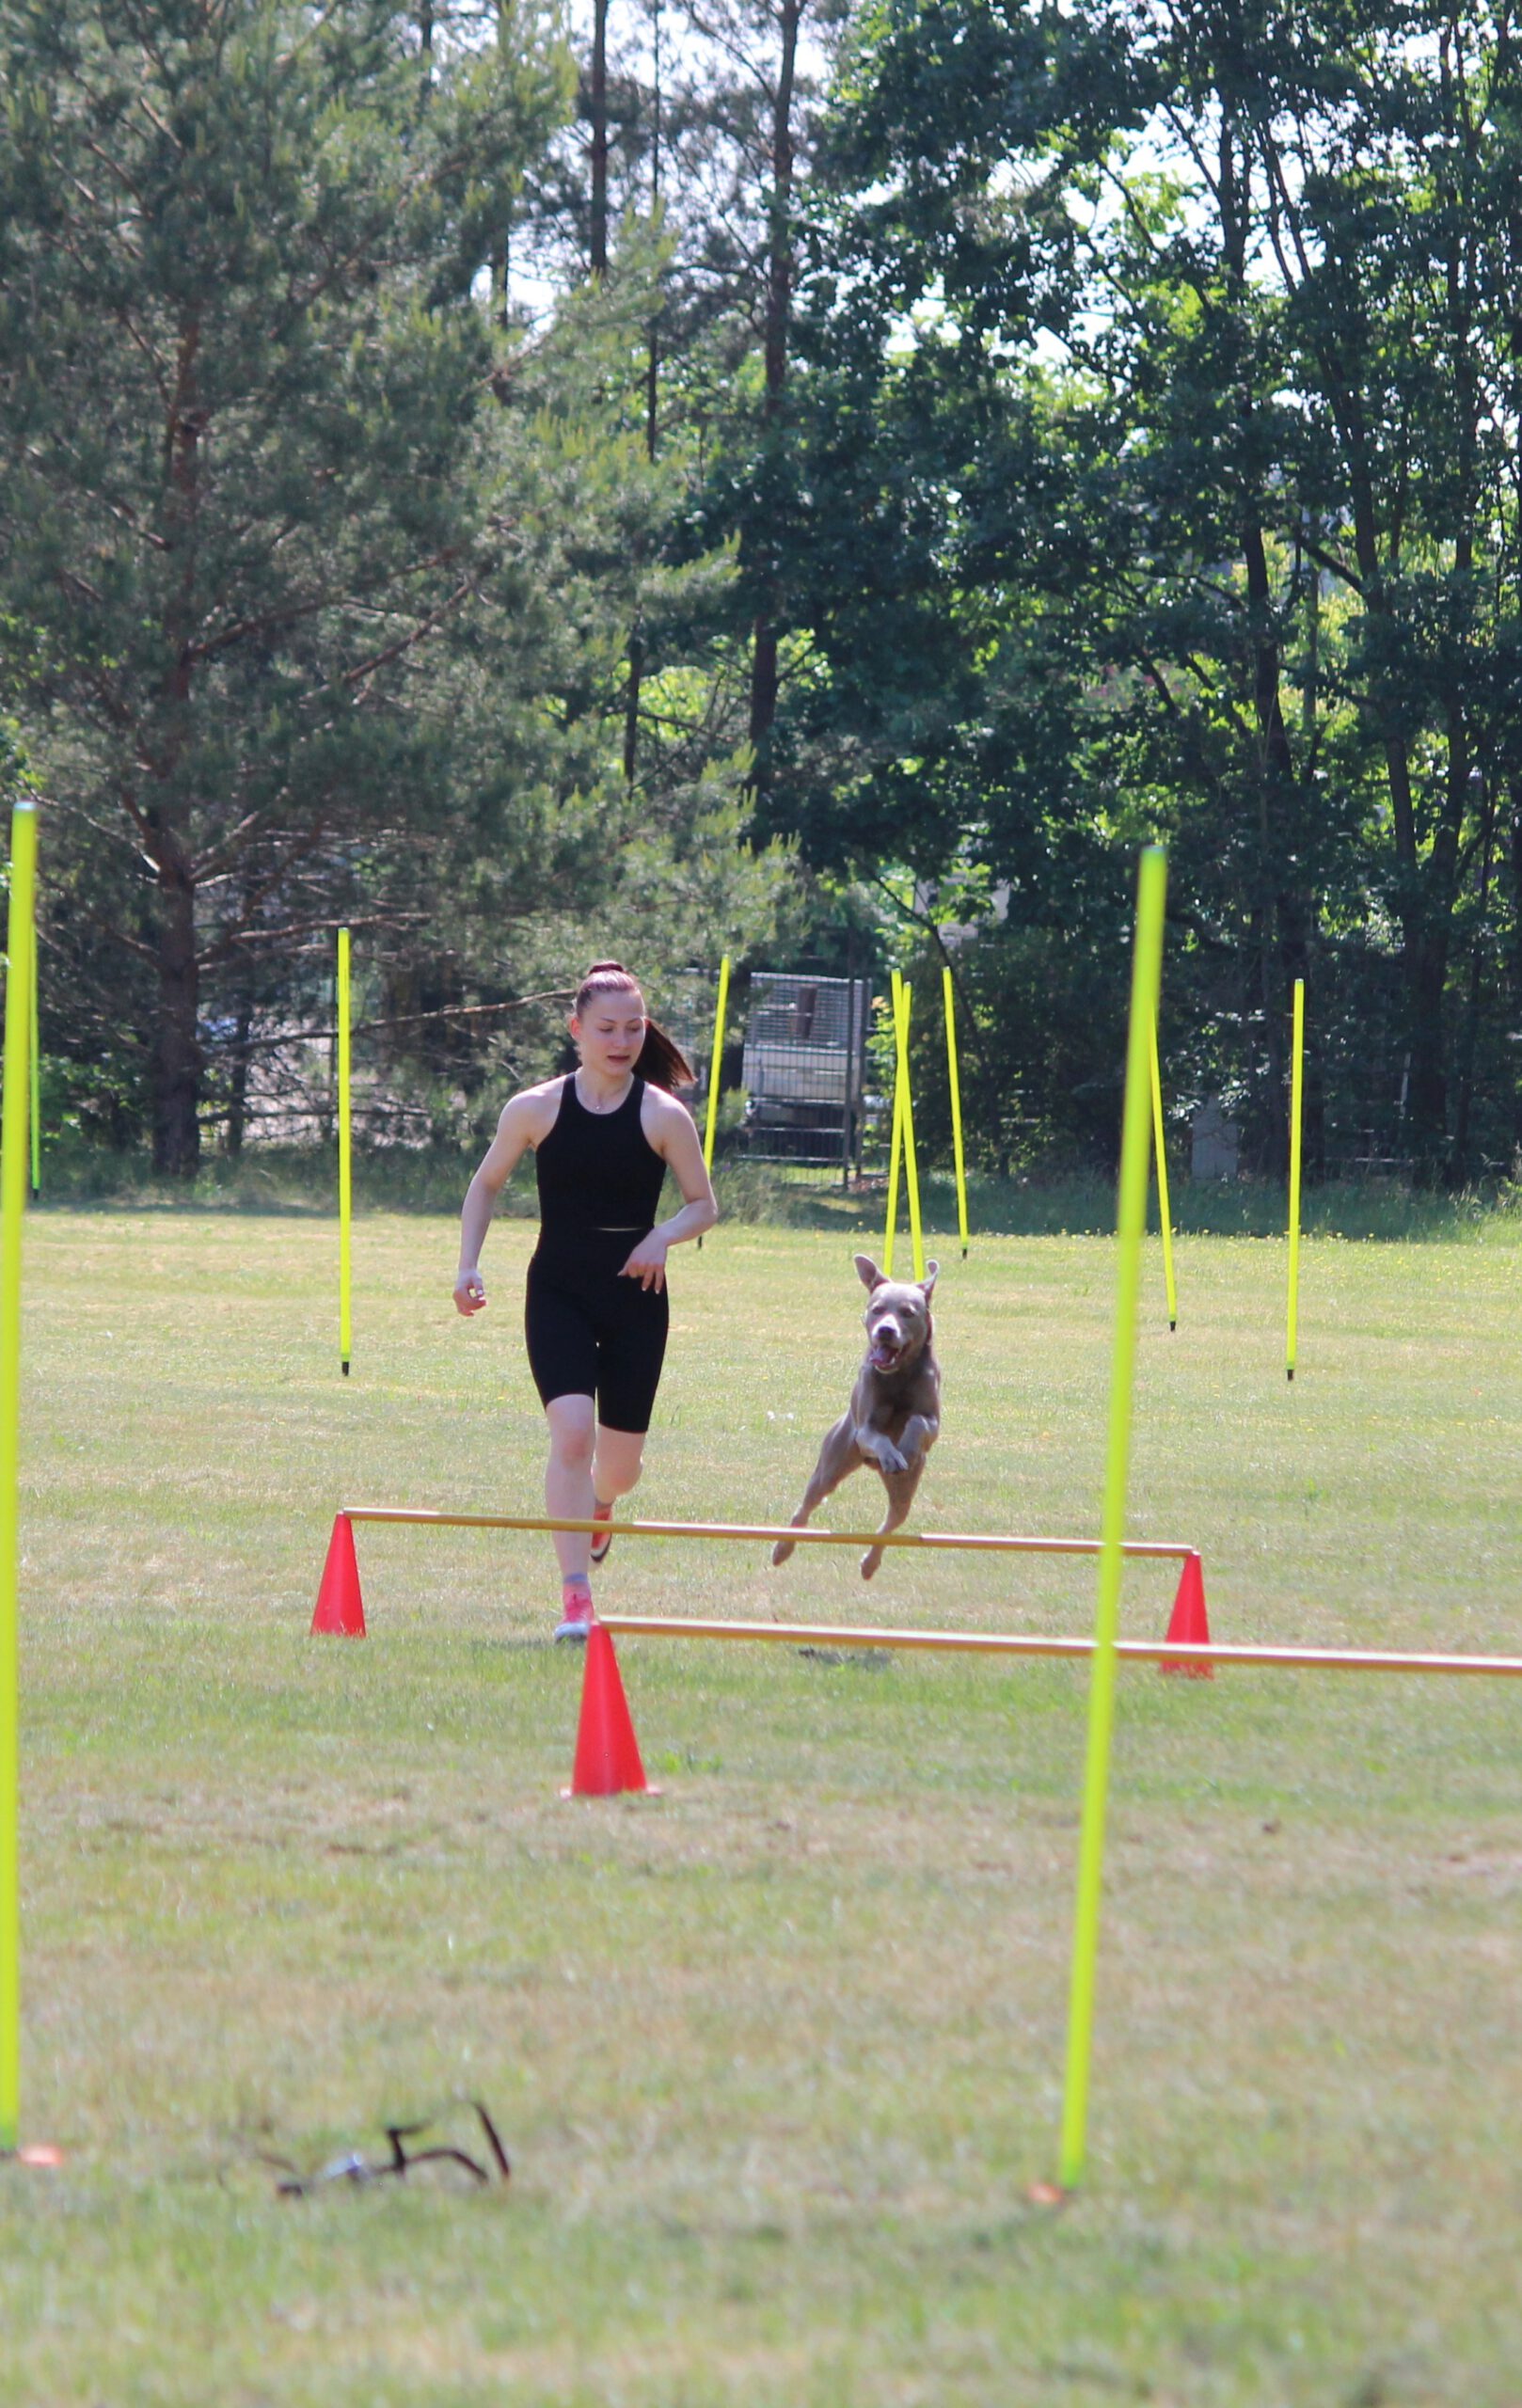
[869,1335,904,1370]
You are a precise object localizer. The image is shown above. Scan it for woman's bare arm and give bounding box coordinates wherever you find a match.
[619,1092,719,1291]
[453,1087,555,1314]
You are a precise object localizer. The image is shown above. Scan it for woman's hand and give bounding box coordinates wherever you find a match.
[620,1232,671,1292]
[454,1267,487,1315]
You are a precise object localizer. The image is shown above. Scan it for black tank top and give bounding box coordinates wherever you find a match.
[534,1074,666,1244]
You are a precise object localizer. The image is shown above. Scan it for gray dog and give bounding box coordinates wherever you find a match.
[771,1253,941,1580]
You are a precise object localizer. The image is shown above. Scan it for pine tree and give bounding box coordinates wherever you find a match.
[0,0,568,1169]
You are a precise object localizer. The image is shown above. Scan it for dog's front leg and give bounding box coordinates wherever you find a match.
[860,1451,927,1580]
[857,1424,911,1477]
[771,1414,859,1567]
[895,1412,939,1466]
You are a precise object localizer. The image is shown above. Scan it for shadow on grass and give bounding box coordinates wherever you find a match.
[27,1141,1522,1243]
[781,1168,1522,1244]
[29,1141,541,1222]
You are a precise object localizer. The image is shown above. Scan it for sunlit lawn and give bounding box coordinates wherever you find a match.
[6,1205,1522,2405]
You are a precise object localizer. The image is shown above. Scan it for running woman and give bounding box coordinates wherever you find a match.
[453,961,718,1640]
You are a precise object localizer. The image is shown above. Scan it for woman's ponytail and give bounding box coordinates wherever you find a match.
[635,1021,696,1092]
[574,960,696,1093]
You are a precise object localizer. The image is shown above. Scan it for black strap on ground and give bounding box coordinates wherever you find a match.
[262,2099,511,2196]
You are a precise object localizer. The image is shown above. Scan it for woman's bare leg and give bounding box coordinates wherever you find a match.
[593,1425,646,1507]
[545,1395,597,1586]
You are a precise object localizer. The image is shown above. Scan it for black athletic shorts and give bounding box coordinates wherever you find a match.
[524,1232,670,1434]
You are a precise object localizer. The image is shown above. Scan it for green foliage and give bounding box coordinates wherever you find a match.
[746,0,1522,1184]
[4,0,1521,1193]
[0,0,571,1164]
[0,0,794,1171]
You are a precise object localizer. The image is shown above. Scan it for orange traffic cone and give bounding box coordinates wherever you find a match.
[563,1624,655,1798]
[1160,1550,1211,1678]
[311,1513,367,1637]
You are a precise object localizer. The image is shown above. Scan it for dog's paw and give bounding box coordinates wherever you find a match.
[860,1548,881,1580]
[770,1539,795,1568]
[877,1445,908,1476]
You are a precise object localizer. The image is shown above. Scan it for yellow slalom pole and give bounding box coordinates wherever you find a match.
[27,925,39,1204]
[896,979,925,1282]
[1148,1011,1176,1330]
[0,799,38,2152]
[702,954,730,1173]
[943,965,969,1259]
[338,927,352,1378]
[698,955,729,1255]
[1287,977,1304,1382]
[882,973,905,1275]
[1056,843,1166,2197]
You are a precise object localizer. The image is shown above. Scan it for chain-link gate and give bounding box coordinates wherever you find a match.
[738,972,870,1175]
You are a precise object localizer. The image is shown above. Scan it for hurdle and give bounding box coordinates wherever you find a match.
[315,1508,1522,1680]
[314,1507,1209,1644]
[592,1615,1522,1679]
[339,1507,1196,1563]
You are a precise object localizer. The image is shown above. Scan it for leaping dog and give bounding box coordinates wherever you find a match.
[772,1253,941,1580]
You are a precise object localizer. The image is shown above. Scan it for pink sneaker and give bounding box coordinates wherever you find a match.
[590,1500,614,1565]
[555,1591,594,1644]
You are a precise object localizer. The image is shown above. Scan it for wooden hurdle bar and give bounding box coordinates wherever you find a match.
[323,1510,1522,1674]
[593,1615,1522,1679]
[315,1504,1206,1645]
[340,1507,1196,1563]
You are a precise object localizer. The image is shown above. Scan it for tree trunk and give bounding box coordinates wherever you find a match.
[1411,719,1470,1184]
[590,0,609,277]
[151,865,201,1177]
[1451,772,1493,1185]
[1304,74,1485,1184]
[622,0,663,792]
[1392,669,1471,1185]
[747,0,801,784]
[1223,118,1308,1179]
[226,993,253,1159]
[646,0,662,454]
[1297,532,1325,1178]
[1509,780,1522,1164]
[1341,459,1446,1173]
[624,621,644,786]
[1242,515,1301,1176]
[151,320,205,1177]
[748,621,780,763]
[761,1,799,427]
[493,1,514,322]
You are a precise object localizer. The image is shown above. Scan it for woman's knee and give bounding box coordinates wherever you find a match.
[595,1434,645,1497]
[547,1410,596,1471]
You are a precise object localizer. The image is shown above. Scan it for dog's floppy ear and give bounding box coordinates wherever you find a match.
[919,1259,940,1299]
[853,1253,885,1291]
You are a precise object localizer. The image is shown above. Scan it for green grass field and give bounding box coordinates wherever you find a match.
[6,1207,1522,2405]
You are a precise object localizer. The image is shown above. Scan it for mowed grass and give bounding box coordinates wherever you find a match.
[7,1208,1522,2406]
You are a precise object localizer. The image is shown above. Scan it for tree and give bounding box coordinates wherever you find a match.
[0,0,568,1170]
[754,0,1522,1179]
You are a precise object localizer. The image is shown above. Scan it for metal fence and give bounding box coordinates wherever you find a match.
[738,972,871,1173]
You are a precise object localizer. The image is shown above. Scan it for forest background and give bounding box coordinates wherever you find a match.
[2,0,1519,1194]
